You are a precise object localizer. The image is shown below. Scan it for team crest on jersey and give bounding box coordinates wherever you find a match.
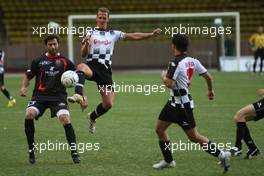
[49,66,55,71]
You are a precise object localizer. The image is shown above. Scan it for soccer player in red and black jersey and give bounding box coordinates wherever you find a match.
[19,34,80,164]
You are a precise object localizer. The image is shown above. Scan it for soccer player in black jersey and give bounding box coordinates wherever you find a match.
[19,34,80,164]
[67,7,161,133]
[152,34,231,173]
[230,88,262,159]
[0,50,16,107]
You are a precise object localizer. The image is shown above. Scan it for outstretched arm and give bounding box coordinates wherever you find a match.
[125,28,161,40]
[201,72,214,100]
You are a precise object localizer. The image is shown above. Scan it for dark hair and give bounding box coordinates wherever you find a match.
[44,34,60,45]
[97,7,110,17]
[172,34,189,52]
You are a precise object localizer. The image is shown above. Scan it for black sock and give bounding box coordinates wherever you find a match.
[64,123,77,154]
[244,125,257,149]
[25,119,35,151]
[1,88,12,100]
[90,103,108,120]
[203,141,221,157]
[75,71,85,96]
[235,122,246,150]
[159,141,173,163]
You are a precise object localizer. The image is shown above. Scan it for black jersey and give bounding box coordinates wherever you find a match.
[26,53,75,101]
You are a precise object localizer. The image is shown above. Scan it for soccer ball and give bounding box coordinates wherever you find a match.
[48,21,60,29]
[61,70,79,88]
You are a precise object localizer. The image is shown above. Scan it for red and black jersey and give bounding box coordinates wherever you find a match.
[26,52,75,101]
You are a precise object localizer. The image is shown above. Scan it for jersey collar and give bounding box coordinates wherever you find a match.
[174,53,187,60]
[45,52,60,59]
[94,26,109,31]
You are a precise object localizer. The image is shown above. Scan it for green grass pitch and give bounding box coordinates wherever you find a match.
[0,72,263,176]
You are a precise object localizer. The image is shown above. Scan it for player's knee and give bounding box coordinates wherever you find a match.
[59,115,71,125]
[234,111,245,123]
[76,63,84,71]
[103,101,113,110]
[155,127,165,136]
[0,86,5,91]
[25,110,36,120]
[77,63,92,76]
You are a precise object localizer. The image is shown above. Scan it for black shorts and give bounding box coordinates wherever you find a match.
[252,98,264,121]
[0,73,4,86]
[254,48,264,59]
[159,101,196,130]
[26,100,69,120]
[86,61,114,91]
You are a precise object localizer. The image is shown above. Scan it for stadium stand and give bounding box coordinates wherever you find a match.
[0,0,263,44]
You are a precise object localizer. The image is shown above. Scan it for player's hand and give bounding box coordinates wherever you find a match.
[82,35,91,45]
[251,46,257,52]
[207,90,214,100]
[152,28,162,36]
[257,88,264,97]
[19,87,27,97]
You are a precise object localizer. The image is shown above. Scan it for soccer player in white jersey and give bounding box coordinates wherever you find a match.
[152,34,231,173]
[0,50,16,107]
[67,7,161,133]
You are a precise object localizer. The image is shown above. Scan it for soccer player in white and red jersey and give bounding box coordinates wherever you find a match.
[152,34,231,173]
[67,7,161,133]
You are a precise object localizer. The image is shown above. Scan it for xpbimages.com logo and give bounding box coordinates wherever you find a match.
[164,140,232,153]
[164,24,232,38]
[32,22,94,37]
[98,82,166,95]
[32,140,100,154]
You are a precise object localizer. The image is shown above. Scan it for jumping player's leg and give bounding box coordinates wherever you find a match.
[67,63,91,110]
[57,110,80,164]
[184,127,231,173]
[75,63,93,95]
[88,88,114,133]
[232,104,260,158]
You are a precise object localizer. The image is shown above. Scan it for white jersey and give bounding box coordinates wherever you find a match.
[0,50,5,74]
[84,28,125,66]
[166,54,207,109]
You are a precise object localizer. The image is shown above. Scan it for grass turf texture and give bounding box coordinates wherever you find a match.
[0,72,263,176]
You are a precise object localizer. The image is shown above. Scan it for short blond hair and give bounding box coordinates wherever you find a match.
[97,7,110,17]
